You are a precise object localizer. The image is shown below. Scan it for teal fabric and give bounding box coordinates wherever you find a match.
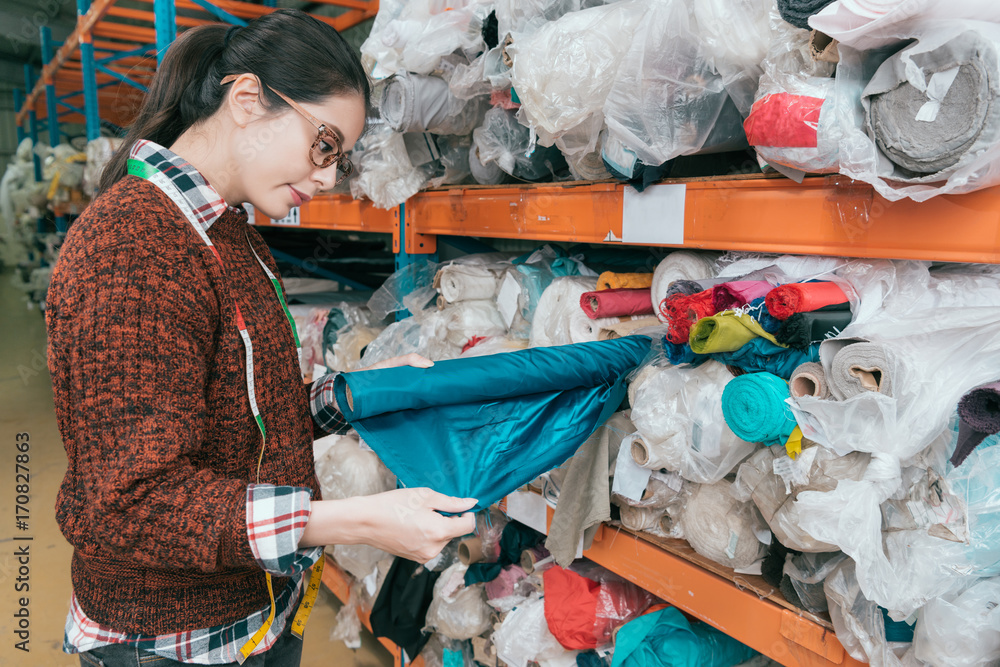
[611,607,757,667]
[709,337,819,379]
[335,337,651,510]
[721,372,797,445]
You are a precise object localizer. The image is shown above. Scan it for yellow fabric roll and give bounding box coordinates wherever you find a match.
[597,271,655,290]
[689,311,785,354]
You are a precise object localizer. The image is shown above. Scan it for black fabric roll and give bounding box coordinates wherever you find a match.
[774,310,853,350]
[777,0,836,29]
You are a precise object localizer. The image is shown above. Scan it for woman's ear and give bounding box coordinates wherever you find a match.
[225,73,263,128]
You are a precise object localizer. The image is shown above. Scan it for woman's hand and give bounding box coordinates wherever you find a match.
[357,352,433,372]
[301,488,477,563]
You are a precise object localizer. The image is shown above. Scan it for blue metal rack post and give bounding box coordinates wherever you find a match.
[154,0,177,64]
[14,90,26,145]
[78,0,101,141]
[40,26,68,233]
[23,65,45,234]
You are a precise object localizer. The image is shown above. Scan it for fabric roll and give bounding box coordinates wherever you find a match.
[335,337,651,510]
[777,0,837,29]
[774,310,853,350]
[597,317,661,341]
[710,338,819,380]
[380,71,484,136]
[441,300,507,349]
[748,297,783,334]
[651,251,720,315]
[680,480,767,570]
[688,311,783,355]
[721,372,797,445]
[610,606,758,667]
[865,31,1000,176]
[468,142,510,185]
[660,290,716,345]
[570,315,644,344]
[712,281,773,312]
[665,280,703,299]
[530,277,598,348]
[790,362,831,399]
[598,272,654,291]
[952,381,1000,467]
[765,282,849,320]
[581,288,655,320]
[619,504,666,534]
[827,341,894,400]
[436,264,499,303]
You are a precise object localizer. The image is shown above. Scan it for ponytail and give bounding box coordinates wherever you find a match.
[98,9,371,194]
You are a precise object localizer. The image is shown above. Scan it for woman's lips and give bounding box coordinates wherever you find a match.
[289,186,311,206]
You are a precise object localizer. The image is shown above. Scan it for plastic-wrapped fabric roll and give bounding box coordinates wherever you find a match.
[473,106,569,181]
[424,563,494,641]
[651,251,721,316]
[468,142,510,185]
[529,277,598,347]
[580,288,654,319]
[660,290,716,345]
[774,310,853,350]
[328,324,383,372]
[680,480,767,570]
[598,272,654,291]
[507,1,647,152]
[618,504,667,534]
[83,137,123,197]
[602,0,749,168]
[597,317,660,341]
[789,361,830,399]
[765,282,849,320]
[630,360,756,484]
[435,263,500,303]
[380,72,487,136]
[712,281,773,311]
[952,381,1000,467]
[745,81,841,175]
[827,341,894,400]
[335,337,651,510]
[721,372,797,445]
[440,300,507,349]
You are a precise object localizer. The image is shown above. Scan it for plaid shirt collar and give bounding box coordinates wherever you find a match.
[129,139,233,231]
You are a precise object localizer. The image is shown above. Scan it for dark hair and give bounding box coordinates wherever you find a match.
[99,9,371,194]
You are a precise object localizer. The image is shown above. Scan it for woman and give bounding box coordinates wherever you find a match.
[46,10,475,666]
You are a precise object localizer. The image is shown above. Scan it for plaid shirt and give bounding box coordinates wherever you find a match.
[64,141,333,664]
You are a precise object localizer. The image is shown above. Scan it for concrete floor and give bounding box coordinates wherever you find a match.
[0,270,392,667]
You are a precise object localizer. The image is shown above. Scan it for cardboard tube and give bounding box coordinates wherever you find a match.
[631,437,651,466]
[458,536,485,565]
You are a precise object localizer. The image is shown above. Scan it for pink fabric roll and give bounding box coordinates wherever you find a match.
[712,281,774,311]
[580,288,655,320]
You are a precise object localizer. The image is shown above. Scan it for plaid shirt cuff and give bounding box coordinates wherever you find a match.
[310,372,351,436]
[246,484,322,577]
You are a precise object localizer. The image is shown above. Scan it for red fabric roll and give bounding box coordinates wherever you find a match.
[765,282,848,320]
[659,289,716,344]
[543,566,653,650]
[580,288,654,320]
[744,92,825,148]
[712,280,773,311]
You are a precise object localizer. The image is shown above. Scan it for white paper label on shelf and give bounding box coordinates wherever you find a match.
[611,434,652,502]
[622,183,686,245]
[272,207,300,226]
[244,203,256,225]
[496,272,521,328]
[506,490,548,535]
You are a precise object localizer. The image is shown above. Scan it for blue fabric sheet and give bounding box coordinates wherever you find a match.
[611,607,757,667]
[709,338,819,379]
[335,337,652,510]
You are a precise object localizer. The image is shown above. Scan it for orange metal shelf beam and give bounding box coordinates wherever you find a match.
[107,5,212,28]
[321,555,425,667]
[582,527,864,667]
[405,176,1000,264]
[253,194,395,234]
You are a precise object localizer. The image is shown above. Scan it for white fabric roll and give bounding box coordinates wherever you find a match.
[529,277,598,347]
[442,300,508,348]
[680,480,767,570]
[437,264,499,303]
[380,71,486,136]
[469,142,508,185]
[651,251,721,317]
[618,504,666,534]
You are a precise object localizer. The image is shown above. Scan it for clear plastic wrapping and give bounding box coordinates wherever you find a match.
[782,551,847,613]
[350,123,428,209]
[329,583,363,649]
[630,359,757,484]
[424,562,494,641]
[603,0,749,168]
[507,1,647,152]
[528,276,599,347]
[380,72,488,135]
[82,137,123,197]
[494,594,580,667]
[473,106,569,181]
[912,576,1000,667]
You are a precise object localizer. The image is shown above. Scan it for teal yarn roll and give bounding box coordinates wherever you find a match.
[721,372,797,445]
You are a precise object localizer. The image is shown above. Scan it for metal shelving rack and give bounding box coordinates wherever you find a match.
[14,3,1000,666]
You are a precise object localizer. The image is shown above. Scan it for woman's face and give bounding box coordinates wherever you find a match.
[234,92,366,220]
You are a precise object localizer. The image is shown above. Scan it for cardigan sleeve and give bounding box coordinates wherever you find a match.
[55,241,262,572]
